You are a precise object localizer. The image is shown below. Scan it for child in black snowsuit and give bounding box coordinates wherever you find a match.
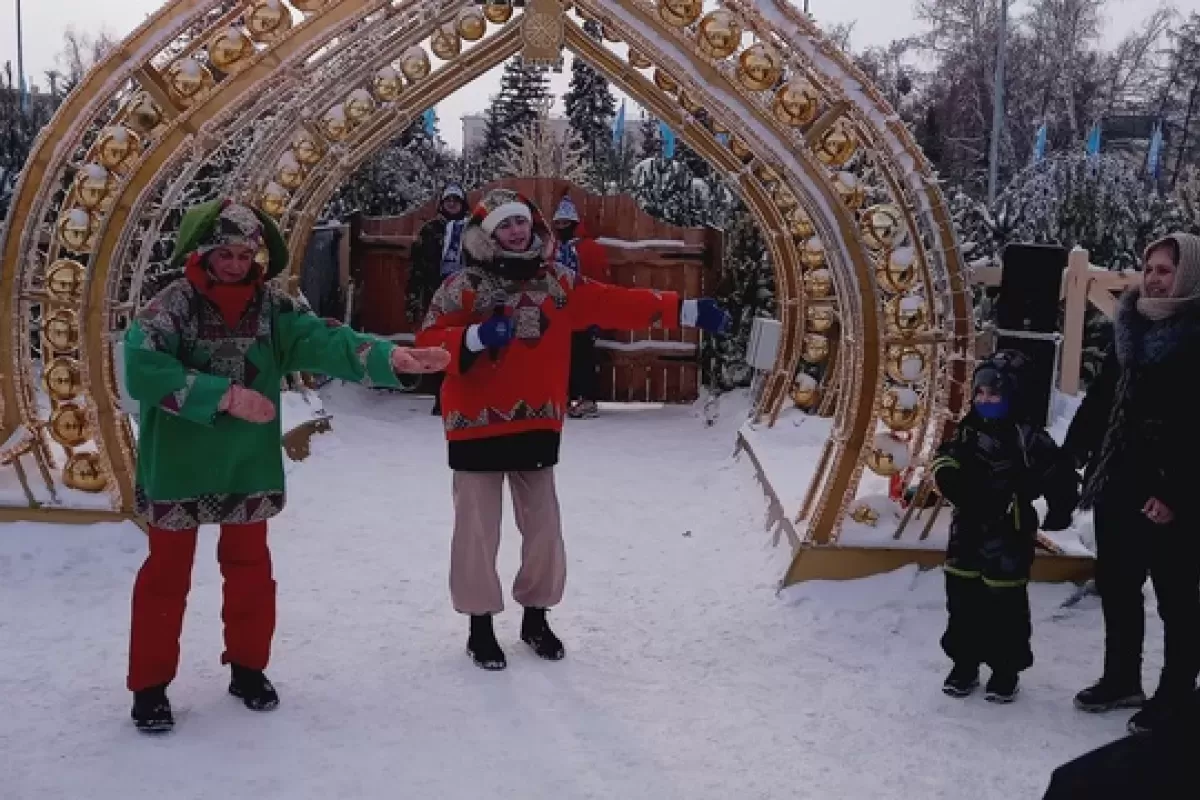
[931,350,1079,702]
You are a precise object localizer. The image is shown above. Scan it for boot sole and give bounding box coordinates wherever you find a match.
[134,720,174,734]
[467,646,507,671]
[522,636,565,661]
[985,689,1019,704]
[942,681,979,699]
[229,686,280,712]
[1074,695,1145,713]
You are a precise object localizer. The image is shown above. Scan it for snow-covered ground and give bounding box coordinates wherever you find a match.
[0,384,1159,799]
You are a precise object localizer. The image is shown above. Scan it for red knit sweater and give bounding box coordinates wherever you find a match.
[416,262,680,442]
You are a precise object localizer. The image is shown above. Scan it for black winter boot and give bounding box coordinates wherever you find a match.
[229,664,279,711]
[467,614,507,670]
[521,607,565,661]
[942,664,980,698]
[131,684,174,733]
[1074,679,1145,713]
[985,672,1020,704]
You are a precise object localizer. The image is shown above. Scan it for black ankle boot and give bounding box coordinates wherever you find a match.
[521,607,565,661]
[229,664,280,711]
[131,684,174,733]
[467,614,507,670]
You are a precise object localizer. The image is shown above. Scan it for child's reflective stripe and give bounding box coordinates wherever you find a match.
[944,564,981,579]
[931,456,959,473]
[983,576,1029,589]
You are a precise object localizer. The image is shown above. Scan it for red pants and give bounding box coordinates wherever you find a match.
[127,522,276,692]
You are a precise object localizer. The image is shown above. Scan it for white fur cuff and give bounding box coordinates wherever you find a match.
[481,202,532,235]
[681,299,699,327]
[465,324,486,353]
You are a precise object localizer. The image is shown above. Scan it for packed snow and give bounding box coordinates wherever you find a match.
[0,383,1157,799]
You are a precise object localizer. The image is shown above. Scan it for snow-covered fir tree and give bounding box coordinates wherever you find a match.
[630,157,733,228]
[637,113,661,160]
[563,20,617,190]
[498,107,589,183]
[477,58,551,179]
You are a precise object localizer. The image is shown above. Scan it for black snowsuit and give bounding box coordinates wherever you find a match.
[932,413,1078,674]
[409,203,467,411]
[1063,290,1200,700]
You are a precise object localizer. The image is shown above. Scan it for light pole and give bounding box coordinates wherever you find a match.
[15,0,28,113]
[987,0,1008,205]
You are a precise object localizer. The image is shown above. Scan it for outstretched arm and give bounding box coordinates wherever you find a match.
[124,303,230,426]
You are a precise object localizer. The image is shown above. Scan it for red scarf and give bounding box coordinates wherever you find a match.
[184,252,262,328]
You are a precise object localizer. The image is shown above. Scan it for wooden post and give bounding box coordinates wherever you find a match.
[1059,247,1091,396]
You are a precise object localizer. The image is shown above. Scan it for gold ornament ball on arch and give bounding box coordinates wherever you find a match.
[208,27,254,73]
[96,126,141,171]
[789,209,816,240]
[321,104,351,141]
[457,8,487,41]
[658,0,702,28]
[697,10,742,60]
[373,66,404,103]
[792,374,820,409]
[861,204,905,251]
[45,259,86,304]
[292,130,324,165]
[75,164,114,210]
[816,122,857,167]
[290,0,330,13]
[44,357,84,403]
[401,47,432,82]
[166,58,213,105]
[886,345,928,384]
[431,24,462,61]
[738,43,783,92]
[772,79,820,127]
[261,183,290,219]
[247,0,293,43]
[804,268,834,299]
[806,304,835,333]
[63,452,108,493]
[277,152,306,191]
[126,94,162,134]
[50,403,91,449]
[877,247,918,294]
[801,237,826,270]
[802,333,830,364]
[881,386,921,432]
[43,308,81,353]
[483,2,514,24]
[886,294,928,337]
[345,89,377,124]
[58,209,95,254]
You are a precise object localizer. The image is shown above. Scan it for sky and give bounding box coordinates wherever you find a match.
[2,0,1196,149]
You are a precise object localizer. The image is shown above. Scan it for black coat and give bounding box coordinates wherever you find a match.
[1064,291,1200,518]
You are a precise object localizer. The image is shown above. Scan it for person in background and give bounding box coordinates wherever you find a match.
[123,200,448,733]
[410,183,469,415]
[1064,233,1200,735]
[417,189,730,671]
[552,194,611,420]
[932,350,1078,704]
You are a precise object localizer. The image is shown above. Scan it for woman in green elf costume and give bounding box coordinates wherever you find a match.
[123,200,448,734]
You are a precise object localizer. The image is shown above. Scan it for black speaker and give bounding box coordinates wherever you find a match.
[995,334,1056,425]
[997,244,1068,333]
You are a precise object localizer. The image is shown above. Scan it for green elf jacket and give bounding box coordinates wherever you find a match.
[124,200,402,530]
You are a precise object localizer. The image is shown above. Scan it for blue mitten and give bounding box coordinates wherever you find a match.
[468,310,513,354]
[683,298,732,335]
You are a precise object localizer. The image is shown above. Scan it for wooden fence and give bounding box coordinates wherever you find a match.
[349,178,723,404]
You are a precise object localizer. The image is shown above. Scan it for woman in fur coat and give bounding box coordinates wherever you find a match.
[1065,233,1200,735]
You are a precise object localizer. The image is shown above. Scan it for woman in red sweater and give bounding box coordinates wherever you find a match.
[417,189,730,670]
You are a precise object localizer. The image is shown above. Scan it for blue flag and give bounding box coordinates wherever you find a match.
[612,100,626,147]
[1147,122,1163,180]
[1033,123,1047,163]
[423,108,437,136]
[1085,122,1101,157]
[660,122,677,159]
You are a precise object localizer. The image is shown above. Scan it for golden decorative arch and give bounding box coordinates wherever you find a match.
[0,0,973,582]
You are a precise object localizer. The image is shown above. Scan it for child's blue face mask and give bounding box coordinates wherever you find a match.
[974,397,1010,420]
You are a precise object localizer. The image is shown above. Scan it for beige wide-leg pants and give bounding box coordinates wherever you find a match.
[450,469,566,615]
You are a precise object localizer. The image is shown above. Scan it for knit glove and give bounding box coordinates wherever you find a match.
[681,298,732,335]
[466,310,514,353]
[391,346,450,374]
[219,384,276,424]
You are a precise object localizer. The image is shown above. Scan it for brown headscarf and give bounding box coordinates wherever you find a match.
[1136,232,1200,322]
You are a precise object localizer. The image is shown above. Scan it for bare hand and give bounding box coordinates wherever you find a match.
[1143,497,1175,526]
[219,385,276,424]
[391,346,450,374]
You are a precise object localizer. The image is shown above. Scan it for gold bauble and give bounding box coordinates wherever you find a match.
[255,246,270,269]
[401,46,431,82]
[43,309,81,352]
[792,375,820,409]
[861,204,904,251]
[44,357,83,402]
[373,66,403,103]
[63,452,107,493]
[738,44,782,92]
[128,92,163,133]
[802,333,830,364]
[58,209,94,254]
[261,182,289,218]
[45,260,86,303]
[789,210,816,240]
[75,164,113,210]
[887,294,928,337]
[277,153,306,191]
[166,58,213,105]
[247,0,293,42]
[654,69,679,95]
[806,304,835,333]
[483,2,514,24]
[835,171,865,210]
[602,25,622,43]
[345,88,376,124]
[886,345,927,384]
[697,10,742,60]
[659,0,701,28]
[729,136,753,161]
[881,386,921,432]
[772,79,819,127]
[292,130,324,165]
[431,24,461,60]
[321,104,350,141]
[208,27,254,72]
[50,403,90,449]
[851,504,880,526]
[97,125,141,171]
[866,434,910,477]
[804,268,833,299]
[877,248,918,294]
[290,0,329,12]
[816,122,857,167]
[628,49,652,69]
[801,237,826,270]
[458,8,487,41]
